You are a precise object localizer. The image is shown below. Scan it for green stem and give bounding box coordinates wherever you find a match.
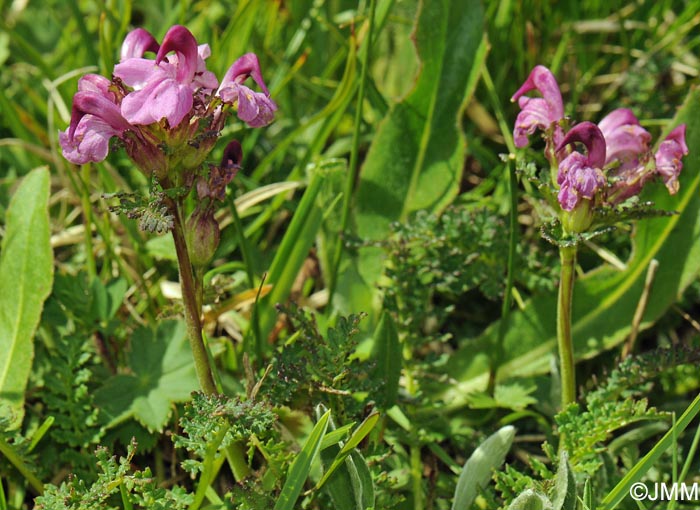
[489,155,518,393]
[410,443,423,510]
[0,437,43,495]
[80,164,97,280]
[170,201,217,395]
[557,245,577,407]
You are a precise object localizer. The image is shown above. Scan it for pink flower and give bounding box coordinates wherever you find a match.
[60,25,276,177]
[598,109,651,169]
[218,53,277,127]
[511,65,565,148]
[655,124,688,194]
[597,109,654,203]
[59,75,133,164]
[115,25,202,127]
[556,122,606,211]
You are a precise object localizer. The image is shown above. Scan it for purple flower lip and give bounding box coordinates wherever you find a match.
[556,121,606,168]
[511,65,565,148]
[655,124,688,194]
[68,91,132,140]
[120,28,160,61]
[156,25,199,83]
[219,53,270,97]
[221,140,243,169]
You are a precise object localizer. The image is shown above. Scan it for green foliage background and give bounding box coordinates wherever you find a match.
[2,0,700,509]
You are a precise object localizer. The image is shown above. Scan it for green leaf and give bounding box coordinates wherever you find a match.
[316,412,379,490]
[348,0,487,303]
[441,88,700,408]
[465,383,537,411]
[552,451,576,510]
[274,409,331,510]
[370,311,401,409]
[508,490,554,510]
[258,160,345,342]
[319,414,375,510]
[336,0,487,324]
[0,167,53,430]
[601,392,700,510]
[355,0,486,236]
[94,320,199,432]
[451,425,515,510]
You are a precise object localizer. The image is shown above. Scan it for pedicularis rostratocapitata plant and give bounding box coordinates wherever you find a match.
[512,65,689,408]
[60,25,277,395]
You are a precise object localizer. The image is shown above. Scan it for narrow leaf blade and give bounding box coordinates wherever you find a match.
[371,311,401,409]
[274,410,331,510]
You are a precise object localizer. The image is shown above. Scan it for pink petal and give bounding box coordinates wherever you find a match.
[156,25,198,83]
[60,115,118,164]
[219,53,270,97]
[120,28,159,61]
[557,122,607,169]
[114,58,170,90]
[655,124,688,194]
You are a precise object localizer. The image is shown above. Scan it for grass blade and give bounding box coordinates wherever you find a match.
[273,409,331,510]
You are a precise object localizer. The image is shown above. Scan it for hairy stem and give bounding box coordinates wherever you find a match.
[170,200,217,395]
[557,245,577,407]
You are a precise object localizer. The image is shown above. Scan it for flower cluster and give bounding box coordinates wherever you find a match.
[512,65,688,233]
[59,25,277,183]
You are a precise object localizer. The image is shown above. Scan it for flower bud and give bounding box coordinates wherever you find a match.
[185,206,220,267]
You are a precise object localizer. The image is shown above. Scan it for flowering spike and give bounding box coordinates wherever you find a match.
[655,124,688,194]
[511,65,564,148]
[557,122,606,168]
[120,28,160,61]
[156,25,198,83]
[61,25,277,175]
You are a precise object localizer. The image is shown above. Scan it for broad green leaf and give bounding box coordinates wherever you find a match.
[451,425,515,510]
[552,451,576,510]
[355,0,486,236]
[370,311,401,409]
[0,167,53,430]
[508,490,554,510]
[465,383,537,411]
[274,409,331,510]
[441,88,700,408]
[94,320,199,432]
[348,0,487,301]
